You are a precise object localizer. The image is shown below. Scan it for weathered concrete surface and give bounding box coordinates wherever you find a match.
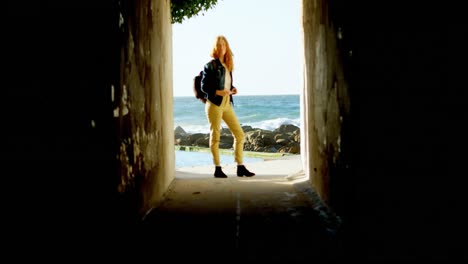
[301,0,351,209]
[115,0,175,217]
[138,169,342,262]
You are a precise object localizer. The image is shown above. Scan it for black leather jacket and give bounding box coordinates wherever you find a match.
[200,58,234,106]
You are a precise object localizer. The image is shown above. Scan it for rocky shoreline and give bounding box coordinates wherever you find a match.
[175,124,300,154]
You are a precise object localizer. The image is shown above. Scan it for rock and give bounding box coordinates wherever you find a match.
[174,124,301,154]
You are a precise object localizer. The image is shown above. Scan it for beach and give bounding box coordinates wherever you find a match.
[176,152,304,179]
[174,94,302,178]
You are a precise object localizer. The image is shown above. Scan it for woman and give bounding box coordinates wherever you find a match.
[200,35,255,178]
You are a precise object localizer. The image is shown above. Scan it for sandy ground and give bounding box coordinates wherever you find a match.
[175,154,304,179]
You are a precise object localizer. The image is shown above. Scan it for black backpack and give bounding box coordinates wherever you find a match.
[193,70,207,104]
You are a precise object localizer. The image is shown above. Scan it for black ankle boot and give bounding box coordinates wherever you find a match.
[214,166,227,178]
[237,165,255,177]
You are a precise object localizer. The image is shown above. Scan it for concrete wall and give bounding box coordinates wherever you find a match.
[5,0,175,251]
[115,0,174,218]
[316,1,467,260]
[302,1,467,260]
[301,0,351,209]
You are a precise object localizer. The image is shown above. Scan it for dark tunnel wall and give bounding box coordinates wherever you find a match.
[5,1,174,257]
[5,1,125,255]
[332,1,468,261]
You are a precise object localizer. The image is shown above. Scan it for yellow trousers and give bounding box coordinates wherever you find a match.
[205,95,245,166]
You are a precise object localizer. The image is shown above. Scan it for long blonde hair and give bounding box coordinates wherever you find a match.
[210,35,234,72]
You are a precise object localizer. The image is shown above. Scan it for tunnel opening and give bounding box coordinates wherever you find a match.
[171,0,305,181]
[136,0,345,261]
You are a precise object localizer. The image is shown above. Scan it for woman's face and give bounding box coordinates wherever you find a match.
[216,39,227,57]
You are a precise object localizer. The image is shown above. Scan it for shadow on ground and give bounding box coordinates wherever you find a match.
[136,174,343,262]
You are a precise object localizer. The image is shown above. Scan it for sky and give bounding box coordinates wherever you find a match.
[172,0,302,97]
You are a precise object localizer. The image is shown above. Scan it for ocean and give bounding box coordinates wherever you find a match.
[174,94,300,134]
[174,94,300,168]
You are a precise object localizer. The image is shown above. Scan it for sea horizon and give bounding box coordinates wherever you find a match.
[174,94,300,134]
[174,94,300,168]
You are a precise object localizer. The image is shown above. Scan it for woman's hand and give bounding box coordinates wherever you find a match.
[231,87,238,95]
[216,89,232,96]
